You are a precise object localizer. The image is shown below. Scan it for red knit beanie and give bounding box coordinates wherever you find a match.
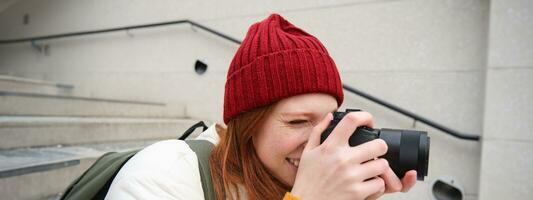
[223,14,344,123]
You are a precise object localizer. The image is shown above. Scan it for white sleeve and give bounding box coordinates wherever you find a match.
[105,140,205,200]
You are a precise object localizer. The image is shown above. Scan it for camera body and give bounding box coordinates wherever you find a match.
[320,109,430,181]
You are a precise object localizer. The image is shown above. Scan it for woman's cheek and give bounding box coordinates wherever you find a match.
[279,130,306,151]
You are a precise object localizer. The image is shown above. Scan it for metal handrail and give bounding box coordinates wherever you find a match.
[0,20,241,45]
[342,85,479,141]
[0,19,480,141]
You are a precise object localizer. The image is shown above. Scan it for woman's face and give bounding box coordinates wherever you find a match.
[253,93,338,186]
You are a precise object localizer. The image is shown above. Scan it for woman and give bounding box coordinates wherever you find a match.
[105,14,417,200]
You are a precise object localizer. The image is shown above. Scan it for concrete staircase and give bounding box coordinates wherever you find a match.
[0,74,74,95]
[0,75,200,200]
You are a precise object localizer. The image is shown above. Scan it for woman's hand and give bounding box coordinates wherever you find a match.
[290,112,416,200]
[366,169,417,199]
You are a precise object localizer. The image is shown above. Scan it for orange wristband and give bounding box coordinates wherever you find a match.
[283,192,301,200]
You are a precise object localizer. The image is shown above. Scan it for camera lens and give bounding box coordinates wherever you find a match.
[378,128,429,181]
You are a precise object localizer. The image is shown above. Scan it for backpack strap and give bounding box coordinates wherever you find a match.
[185,140,215,200]
[179,121,209,140]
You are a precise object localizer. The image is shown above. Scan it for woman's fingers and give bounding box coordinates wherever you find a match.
[304,113,332,152]
[323,112,374,147]
[355,158,389,180]
[348,139,388,164]
[381,167,403,193]
[358,177,385,199]
[365,187,385,200]
[381,168,418,193]
[400,170,417,192]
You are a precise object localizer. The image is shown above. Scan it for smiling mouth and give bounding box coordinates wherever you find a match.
[286,158,300,168]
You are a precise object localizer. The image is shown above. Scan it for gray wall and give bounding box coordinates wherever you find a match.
[0,0,528,199]
[479,0,533,199]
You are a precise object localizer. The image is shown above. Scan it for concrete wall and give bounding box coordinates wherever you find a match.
[0,0,499,199]
[479,0,533,199]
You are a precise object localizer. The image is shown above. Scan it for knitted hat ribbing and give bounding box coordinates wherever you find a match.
[223,14,344,123]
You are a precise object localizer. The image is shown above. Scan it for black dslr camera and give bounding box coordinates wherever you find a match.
[320,109,430,181]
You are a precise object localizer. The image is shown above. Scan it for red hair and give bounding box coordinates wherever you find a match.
[209,105,290,200]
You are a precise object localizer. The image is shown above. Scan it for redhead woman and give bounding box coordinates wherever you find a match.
[105,14,417,200]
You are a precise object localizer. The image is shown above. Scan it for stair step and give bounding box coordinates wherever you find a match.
[0,116,199,149]
[0,91,184,117]
[0,140,159,200]
[0,75,74,95]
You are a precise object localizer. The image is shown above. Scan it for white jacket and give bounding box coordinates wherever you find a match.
[105,124,220,200]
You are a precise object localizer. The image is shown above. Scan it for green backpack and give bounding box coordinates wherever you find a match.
[60,121,215,200]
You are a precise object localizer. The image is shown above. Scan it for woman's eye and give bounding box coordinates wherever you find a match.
[288,120,309,125]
